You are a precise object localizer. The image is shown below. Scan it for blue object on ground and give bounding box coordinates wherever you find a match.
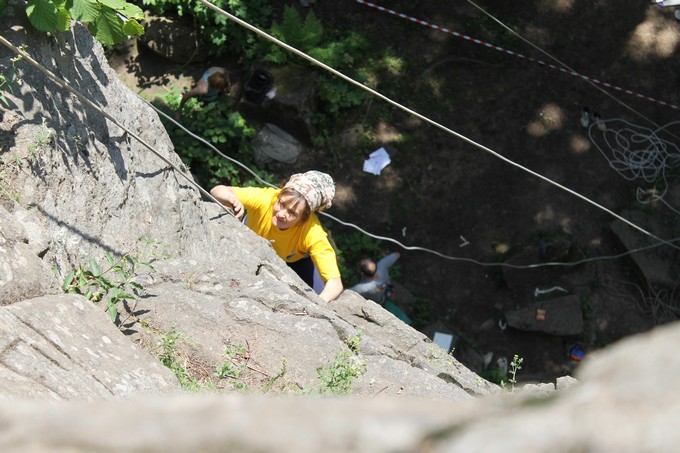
[384,300,412,325]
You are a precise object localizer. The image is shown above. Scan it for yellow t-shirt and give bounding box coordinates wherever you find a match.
[232,187,341,282]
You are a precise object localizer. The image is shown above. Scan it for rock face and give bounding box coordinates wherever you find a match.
[0,204,59,305]
[504,294,584,336]
[0,294,179,400]
[0,321,679,452]
[1,4,680,452]
[0,2,492,401]
[252,123,302,165]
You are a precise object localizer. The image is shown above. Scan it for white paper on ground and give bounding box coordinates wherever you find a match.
[433,332,454,352]
[363,147,391,175]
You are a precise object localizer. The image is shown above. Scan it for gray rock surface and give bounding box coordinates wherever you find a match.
[2,4,679,453]
[0,321,678,452]
[0,204,59,305]
[610,209,679,289]
[0,293,180,400]
[252,123,301,164]
[504,294,584,335]
[0,0,491,402]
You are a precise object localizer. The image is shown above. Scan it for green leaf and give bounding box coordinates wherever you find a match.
[120,2,143,20]
[77,273,89,286]
[107,302,118,322]
[62,272,75,291]
[26,0,60,32]
[98,276,114,289]
[89,257,101,277]
[90,5,127,46]
[302,9,323,48]
[0,0,6,16]
[70,0,99,23]
[54,1,71,30]
[122,19,144,38]
[104,252,115,267]
[97,0,125,9]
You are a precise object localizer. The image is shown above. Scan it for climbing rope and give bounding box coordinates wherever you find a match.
[355,0,680,128]
[0,35,237,222]
[194,0,679,253]
[602,275,680,325]
[1,21,678,269]
[148,102,680,269]
[587,118,680,213]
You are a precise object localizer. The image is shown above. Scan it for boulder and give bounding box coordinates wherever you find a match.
[1,321,680,452]
[610,209,679,289]
[0,11,495,402]
[0,294,180,400]
[252,123,301,165]
[0,203,59,306]
[504,294,584,336]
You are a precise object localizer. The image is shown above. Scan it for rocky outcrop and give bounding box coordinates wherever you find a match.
[1,3,679,452]
[0,321,678,452]
[0,2,493,400]
[0,293,179,400]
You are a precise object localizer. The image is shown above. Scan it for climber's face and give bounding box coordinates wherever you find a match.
[272,193,306,230]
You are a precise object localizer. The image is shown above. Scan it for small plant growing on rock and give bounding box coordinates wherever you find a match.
[214,344,248,391]
[0,44,26,107]
[481,354,525,391]
[143,322,220,391]
[507,354,524,392]
[315,334,366,395]
[425,344,456,368]
[155,324,208,391]
[62,245,155,324]
[263,359,288,393]
[28,118,56,155]
[0,74,11,108]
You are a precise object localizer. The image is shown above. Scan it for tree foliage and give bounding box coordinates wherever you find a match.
[263,6,369,124]
[158,90,271,189]
[265,5,323,64]
[24,0,144,46]
[141,0,272,57]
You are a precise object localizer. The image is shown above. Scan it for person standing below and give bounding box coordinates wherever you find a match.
[176,66,230,118]
[210,171,343,302]
[348,252,400,304]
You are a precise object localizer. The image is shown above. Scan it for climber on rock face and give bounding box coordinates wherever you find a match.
[210,171,343,302]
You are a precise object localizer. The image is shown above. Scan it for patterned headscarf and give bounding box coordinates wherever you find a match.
[284,171,335,212]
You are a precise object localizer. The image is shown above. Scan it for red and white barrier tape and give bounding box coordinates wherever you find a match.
[354,0,680,111]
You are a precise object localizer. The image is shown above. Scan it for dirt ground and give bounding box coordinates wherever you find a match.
[109,0,680,383]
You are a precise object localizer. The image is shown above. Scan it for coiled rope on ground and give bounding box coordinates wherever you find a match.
[195,0,680,250]
[588,119,680,215]
[602,275,680,325]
